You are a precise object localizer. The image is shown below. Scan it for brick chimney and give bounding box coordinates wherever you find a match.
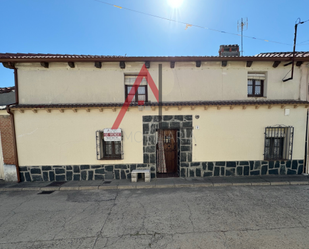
[219,45,240,56]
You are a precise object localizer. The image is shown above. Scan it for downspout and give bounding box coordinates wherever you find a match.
[306,64,309,174]
[4,63,20,182]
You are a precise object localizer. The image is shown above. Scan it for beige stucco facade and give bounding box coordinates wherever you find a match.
[5,57,308,181]
[16,61,307,105]
[14,105,306,166]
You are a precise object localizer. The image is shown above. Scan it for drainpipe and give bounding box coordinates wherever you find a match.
[3,63,20,182]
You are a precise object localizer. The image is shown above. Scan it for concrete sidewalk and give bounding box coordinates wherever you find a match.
[0,175,309,192]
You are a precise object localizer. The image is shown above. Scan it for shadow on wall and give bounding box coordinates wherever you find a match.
[4,164,17,182]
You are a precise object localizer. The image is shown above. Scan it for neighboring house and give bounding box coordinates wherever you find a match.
[0,87,17,181]
[0,47,309,182]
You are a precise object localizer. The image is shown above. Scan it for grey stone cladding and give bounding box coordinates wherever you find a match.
[181,160,304,177]
[143,115,193,172]
[19,159,304,182]
[19,164,154,182]
[18,115,305,182]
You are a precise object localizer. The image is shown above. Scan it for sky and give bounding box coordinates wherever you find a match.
[0,0,308,87]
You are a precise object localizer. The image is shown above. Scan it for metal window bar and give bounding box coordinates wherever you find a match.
[264,126,294,160]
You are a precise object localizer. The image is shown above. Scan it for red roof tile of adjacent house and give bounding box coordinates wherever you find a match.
[255,52,309,58]
[0,87,15,94]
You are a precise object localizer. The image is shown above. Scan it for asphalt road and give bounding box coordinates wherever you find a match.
[0,185,309,249]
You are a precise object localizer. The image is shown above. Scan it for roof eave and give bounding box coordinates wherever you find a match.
[0,56,307,63]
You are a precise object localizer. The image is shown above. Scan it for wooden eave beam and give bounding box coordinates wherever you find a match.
[246,61,253,67]
[2,62,15,69]
[68,62,75,68]
[95,62,102,68]
[296,61,303,67]
[119,61,125,69]
[272,61,281,68]
[40,62,49,68]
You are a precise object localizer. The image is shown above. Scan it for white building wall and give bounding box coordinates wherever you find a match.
[16,61,303,105]
[14,106,306,166]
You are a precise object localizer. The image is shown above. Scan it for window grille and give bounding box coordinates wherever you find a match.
[264,126,294,160]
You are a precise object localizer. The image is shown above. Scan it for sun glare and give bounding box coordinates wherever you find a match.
[167,0,184,8]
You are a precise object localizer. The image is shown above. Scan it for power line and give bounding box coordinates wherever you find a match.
[94,0,292,46]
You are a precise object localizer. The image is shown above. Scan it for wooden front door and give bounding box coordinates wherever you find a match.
[163,129,177,173]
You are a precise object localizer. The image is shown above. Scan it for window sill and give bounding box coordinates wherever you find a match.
[247,95,266,98]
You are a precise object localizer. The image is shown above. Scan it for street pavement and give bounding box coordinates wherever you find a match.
[0,176,309,248]
[1,175,309,192]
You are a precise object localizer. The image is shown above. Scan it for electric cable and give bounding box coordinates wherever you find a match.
[94,0,294,46]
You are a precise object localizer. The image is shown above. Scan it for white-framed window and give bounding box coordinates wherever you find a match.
[124,75,148,104]
[96,129,123,160]
[248,72,266,97]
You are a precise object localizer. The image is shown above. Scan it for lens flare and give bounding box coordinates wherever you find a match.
[167,0,184,8]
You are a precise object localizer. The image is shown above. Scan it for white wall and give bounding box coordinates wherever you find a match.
[14,105,306,166]
[16,61,303,104]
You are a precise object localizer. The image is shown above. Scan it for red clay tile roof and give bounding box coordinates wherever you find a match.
[0,52,309,63]
[0,87,15,94]
[255,52,309,58]
[9,100,309,110]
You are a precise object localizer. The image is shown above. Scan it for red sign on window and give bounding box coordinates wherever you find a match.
[103,128,122,141]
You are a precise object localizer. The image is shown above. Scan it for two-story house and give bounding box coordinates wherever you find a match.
[1,47,308,182]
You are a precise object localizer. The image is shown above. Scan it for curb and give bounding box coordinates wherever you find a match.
[0,180,308,192]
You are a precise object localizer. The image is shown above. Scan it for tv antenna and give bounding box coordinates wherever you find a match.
[237,18,248,56]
